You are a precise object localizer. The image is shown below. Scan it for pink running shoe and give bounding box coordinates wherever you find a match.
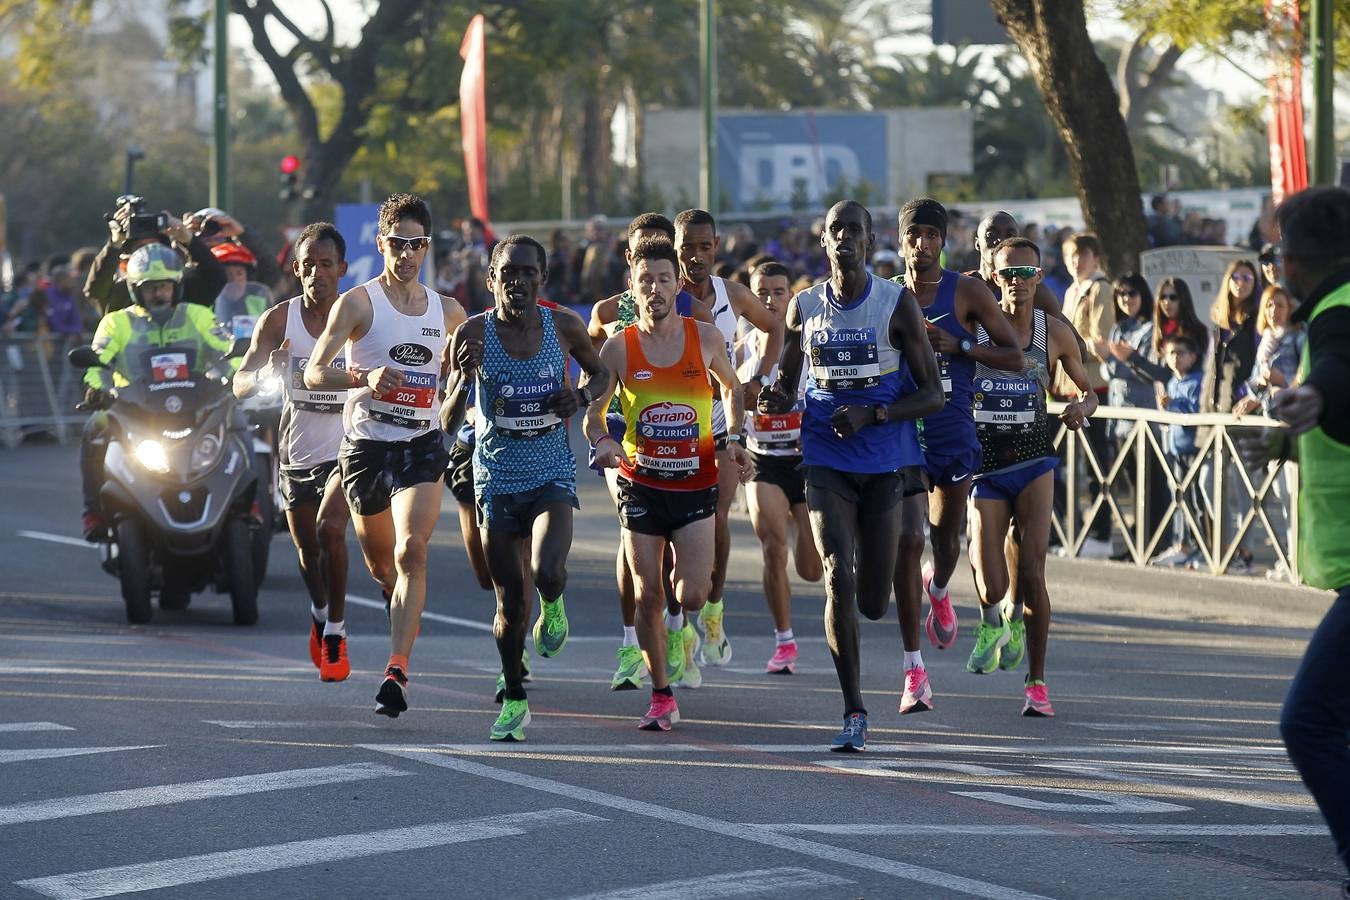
[923,562,959,650]
[899,665,934,715]
[1022,679,1055,717]
[639,692,680,731]
[765,641,798,675]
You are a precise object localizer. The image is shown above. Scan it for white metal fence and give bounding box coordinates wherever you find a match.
[0,333,88,447]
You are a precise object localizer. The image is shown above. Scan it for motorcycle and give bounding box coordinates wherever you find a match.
[70,345,260,625]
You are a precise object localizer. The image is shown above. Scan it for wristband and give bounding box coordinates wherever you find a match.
[724,432,743,445]
[590,433,619,451]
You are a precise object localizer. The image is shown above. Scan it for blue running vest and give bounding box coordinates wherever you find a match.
[973,308,1054,476]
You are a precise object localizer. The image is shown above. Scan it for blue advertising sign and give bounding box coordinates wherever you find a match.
[334,203,431,292]
[717,113,889,211]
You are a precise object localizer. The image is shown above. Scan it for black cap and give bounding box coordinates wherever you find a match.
[1278,186,1350,260]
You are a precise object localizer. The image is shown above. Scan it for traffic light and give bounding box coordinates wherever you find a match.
[279,154,300,201]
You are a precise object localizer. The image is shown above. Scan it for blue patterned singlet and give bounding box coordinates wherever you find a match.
[472,306,575,498]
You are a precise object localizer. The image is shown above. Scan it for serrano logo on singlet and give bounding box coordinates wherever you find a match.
[638,402,698,439]
[389,342,433,367]
[633,370,654,381]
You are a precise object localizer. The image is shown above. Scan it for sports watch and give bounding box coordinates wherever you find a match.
[958,337,974,355]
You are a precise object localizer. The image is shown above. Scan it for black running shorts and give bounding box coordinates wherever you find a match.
[804,465,927,516]
[749,452,806,507]
[279,460,340,511]
[614,477,718,539]
[445,438,476,505]
[339,431,450,517]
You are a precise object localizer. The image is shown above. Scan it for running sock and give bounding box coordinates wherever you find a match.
[1005,601,1025,621]
[903,650,924,670]
[702,598,724,616]
[622,626,639,647]
[775,628,795,645]
[311,605,327,624]
[981,604,1003,627]
[653,686,674,698]
[387,654,409,676]
[665,612,685,633]
[323,619,345,637]
[929,579,949,600]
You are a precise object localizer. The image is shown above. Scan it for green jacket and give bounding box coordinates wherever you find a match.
[85,302,230,392]
[1297,280,1350,591]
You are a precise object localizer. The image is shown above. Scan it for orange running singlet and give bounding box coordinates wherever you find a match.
[619,317,717,491]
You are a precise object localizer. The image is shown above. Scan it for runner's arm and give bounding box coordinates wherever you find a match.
[588,295,618,351]
[960,276,1024,372]
[730,280,777,333]
[1048,316,1098,429]
[304,288,368,390]
[583,336,624,446]
[439,316,482,436]
[558,311,611,412]
[767,296,805,409]
[886,291,945,420]
[700,321,745,437]
[232,303,287,399]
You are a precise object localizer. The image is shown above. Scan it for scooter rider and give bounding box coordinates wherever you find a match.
[80,243,231,540]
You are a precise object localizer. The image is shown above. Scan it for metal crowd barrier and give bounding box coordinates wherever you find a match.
[1049,403,1298,583]
[0,333,88,447]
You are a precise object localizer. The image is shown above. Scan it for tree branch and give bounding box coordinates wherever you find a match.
[231,0,319,147]
[253,0,338,78]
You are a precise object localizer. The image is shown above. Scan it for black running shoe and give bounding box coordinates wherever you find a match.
[375,666,408,717]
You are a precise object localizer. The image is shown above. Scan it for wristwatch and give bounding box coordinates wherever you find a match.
[725,432,744,445]
[958,337,974,355]
[578,385,594,407]
[872,404,889,424]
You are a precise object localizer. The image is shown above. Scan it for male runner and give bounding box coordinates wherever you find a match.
[760,200,942,751]
[585,237,750,731]
[304,193,465,717]
[968,237,1096,716]
[443,235,608,742]
[675,208,782,668]
[740,261,822,673]
[891,199,1024,714]
[234,222,352,681]
[587,213,713,690]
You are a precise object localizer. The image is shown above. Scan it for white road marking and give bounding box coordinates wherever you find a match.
[364,745,1051,900]
[0,746,159,765]
[203,720,379,730]
[346,594,493,633]
[755,824,1328,837]
[0,722,74,733]
[428,741,1286,759]
[436,743,720,753]
[814,759,1007,778]
[950,788,1190,814]
[17,531,97,550]
[15,809,603,899]
[0,762,409,826]
[560,866,853,900]
[1031,762,1308,812]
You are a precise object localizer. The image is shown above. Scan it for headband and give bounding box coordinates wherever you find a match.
[900,200,947,242]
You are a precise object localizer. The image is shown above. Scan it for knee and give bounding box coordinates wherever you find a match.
[1015,565,1045,599]
[760,533,789,570]
[634,584,665,617]
[317,517,346,555]
[797,553,824,583]
[857,586,890,621]
[898,527,925,562]
[394,535,427,575]
[677,577,709,612]
[533,563,566,601]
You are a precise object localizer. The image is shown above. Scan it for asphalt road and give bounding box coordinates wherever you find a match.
[0,441,1343,899]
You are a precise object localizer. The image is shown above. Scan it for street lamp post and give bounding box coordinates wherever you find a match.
[700,0,717,215]
[210,0,231,211]
[1309,0,1335,184]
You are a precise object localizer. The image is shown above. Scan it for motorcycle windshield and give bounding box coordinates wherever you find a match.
[215,282,274,342]
[116,379,227,428]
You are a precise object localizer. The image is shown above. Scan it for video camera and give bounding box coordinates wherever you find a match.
[106,195,168,247]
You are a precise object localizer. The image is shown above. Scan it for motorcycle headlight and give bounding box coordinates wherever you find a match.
[190,428,223,472]
[134,439,170,474]
[256,373,283,399]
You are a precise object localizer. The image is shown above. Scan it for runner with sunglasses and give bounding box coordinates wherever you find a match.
[304,193,465,718]
[890,199,1024,715]
[968,238,1096,716]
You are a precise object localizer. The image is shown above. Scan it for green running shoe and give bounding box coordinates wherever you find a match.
[490,698,530,741]
[676,622,702,689]
[611,644,645,691]
[533,596,569,658]
[522,648,532,683]
[494,672,506,704]
[967,619,1010,675]
[999,600,1025,672]
[665,626,686,685]
[697,600,733,666]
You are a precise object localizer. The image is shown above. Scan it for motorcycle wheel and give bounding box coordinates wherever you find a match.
[224,516,258,626]
[115,519,152,624]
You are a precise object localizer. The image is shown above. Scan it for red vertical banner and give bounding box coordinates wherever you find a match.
[459,14,491,233]
[1266,0,1307,205]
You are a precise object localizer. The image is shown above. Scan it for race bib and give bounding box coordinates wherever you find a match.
[808,328,880,390]
[634,401,701,480]
[369,369,437,428]
[748,409,803,454]
[491,375,561,438]
[973,375,1038,429]
[289,356,346,413]
[151,352,190,383]
[937,355,954,399]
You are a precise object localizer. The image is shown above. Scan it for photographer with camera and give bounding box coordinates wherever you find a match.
[83,195,228,316]
[186,207,283,289]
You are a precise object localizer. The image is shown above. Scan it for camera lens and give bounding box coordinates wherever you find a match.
[201,219,221,236]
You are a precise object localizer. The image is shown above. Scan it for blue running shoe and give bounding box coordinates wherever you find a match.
[830,712,867,752]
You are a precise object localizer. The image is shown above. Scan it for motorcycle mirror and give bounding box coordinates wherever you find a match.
[226,337,249,360]
[68,346,107,369]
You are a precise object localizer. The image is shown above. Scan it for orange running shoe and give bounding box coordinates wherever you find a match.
[319,633,350,682]
[308,617,322,669]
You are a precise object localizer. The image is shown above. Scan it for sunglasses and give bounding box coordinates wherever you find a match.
[1115,289,1140,297]
[996,265,1041,281]
[385,235,431,254]
[1230,271,1254,282]
[1159,293,1180,301]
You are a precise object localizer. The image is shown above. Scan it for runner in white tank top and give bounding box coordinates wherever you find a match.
[674,209,782,671]
[303,193,466,719]
[233,223,354,683]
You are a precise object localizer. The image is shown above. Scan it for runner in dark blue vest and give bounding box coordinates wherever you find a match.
[890,199,1024,716]
[760,200,942,752]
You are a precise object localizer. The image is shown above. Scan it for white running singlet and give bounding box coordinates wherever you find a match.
[281,297,347,467]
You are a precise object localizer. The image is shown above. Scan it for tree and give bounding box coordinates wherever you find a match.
[988,0,1148,276]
